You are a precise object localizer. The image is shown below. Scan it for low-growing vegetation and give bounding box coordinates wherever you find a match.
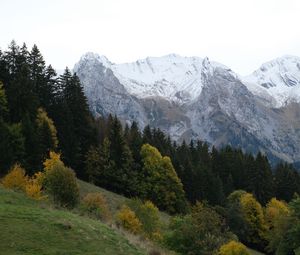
[81,192,111,221]
[116,205,143,234]
[219,241,250,255]
[127,199,162,241]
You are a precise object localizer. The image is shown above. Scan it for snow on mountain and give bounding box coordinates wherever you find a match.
[74,53,300,165]
[77,52,231,105]
[243,55,300,107]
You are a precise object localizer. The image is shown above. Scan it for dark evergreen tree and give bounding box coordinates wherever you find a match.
[275,163,300,201]
[51,69,95,177]
[107,116,137,195]
[0,82,24,174]
[85,146,102,184]
[126,121,143,170]
[247,152,274,205]
[21,113,40,174]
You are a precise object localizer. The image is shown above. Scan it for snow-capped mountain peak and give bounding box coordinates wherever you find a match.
[78,52,112,68]
[76,53,234,104]
[243,55,300,107]
[73,52,300,165]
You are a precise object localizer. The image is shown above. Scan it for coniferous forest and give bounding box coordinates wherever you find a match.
[1,41,300,254]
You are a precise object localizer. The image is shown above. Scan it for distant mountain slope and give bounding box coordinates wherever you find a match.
[74,53,300,165]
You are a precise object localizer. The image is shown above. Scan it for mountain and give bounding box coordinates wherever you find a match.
[73,53,300,165]
[243,55,300,108]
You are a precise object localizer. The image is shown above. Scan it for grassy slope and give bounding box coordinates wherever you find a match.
[0,186,145,255]
[78,179,171,224]
[0,180,264,255]
[78,180,265,255]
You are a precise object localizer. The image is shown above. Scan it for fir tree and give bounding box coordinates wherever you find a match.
[247,152,274,205]
[274,163,300,202]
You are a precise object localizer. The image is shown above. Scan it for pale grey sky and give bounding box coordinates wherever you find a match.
[1,0,299,75]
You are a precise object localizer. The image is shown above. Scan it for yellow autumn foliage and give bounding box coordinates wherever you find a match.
[43,151,63,172]
[1,165,45,200]
[36,108,58,149]
[25,172,45,200]
[116,205,142,234]
[1,164,28,191]
[240,193,266,245]
[218,241,250,255]
[265,198,289,229]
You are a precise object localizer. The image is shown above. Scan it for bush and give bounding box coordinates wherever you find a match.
[43,162,79,208]
[1,164,28,191]
[218,241,250,255]
[164,202,234,255]
[116,205,142,234]
[43,151,63,171]
[127,199,162,240]
[25,172,45,200]
[81,192,111,221]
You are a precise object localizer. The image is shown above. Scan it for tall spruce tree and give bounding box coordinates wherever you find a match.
[107,116,137,195]
[274,163,300,202]
[247,152,274,205]
[51,69,95,177]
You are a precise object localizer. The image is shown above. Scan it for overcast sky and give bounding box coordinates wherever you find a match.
[1,0,299,75]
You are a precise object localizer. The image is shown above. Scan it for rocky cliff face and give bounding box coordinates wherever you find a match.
[73,53,300,165]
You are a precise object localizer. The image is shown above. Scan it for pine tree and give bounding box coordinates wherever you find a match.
[107,116,136,195]
[274,163,300,202]
[22,113,40,174]
[201,167,225,205]
[0,83,24,174]
[85,146,102,184]
[246,152,274,205]
[126,121,143,165]
[51,69,95,177]
[0,81,8,120]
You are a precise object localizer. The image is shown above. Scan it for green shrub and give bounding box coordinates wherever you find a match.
[164,202,234,255]
[43,162,79,208]
[127,199,162,240]
[81,192,111,221]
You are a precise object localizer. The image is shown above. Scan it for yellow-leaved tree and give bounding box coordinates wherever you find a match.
[240,193,267,247]
[140,144,187,214]
[43,151,63,171]
[36,108,58,150]
[265,198,290,253]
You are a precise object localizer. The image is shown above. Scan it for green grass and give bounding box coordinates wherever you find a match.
[0,180,264,255]
[78,179,128,213]
[0,186,146,255]
[247,248,265,255]
[78,179,171,224]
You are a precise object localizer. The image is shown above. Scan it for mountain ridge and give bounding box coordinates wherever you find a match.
[73,53,300,165]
